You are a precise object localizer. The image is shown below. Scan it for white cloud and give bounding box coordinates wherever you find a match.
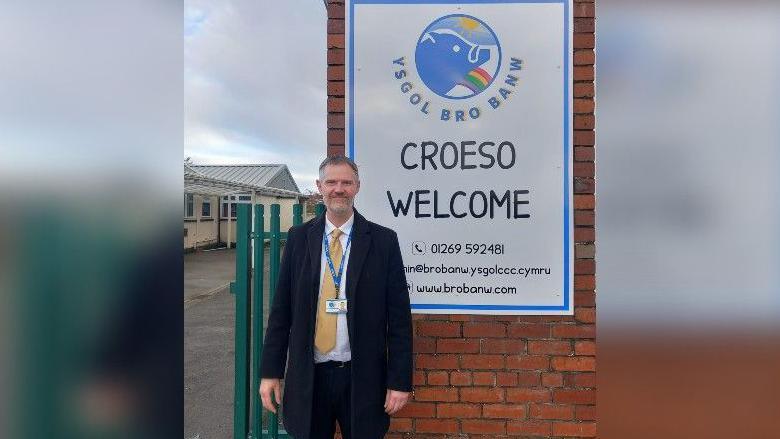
[184,0,327,192]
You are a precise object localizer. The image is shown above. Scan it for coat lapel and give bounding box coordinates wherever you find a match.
[306,214,326,320]
[346,211,371,340]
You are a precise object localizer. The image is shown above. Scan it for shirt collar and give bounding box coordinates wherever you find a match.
[325,213,354,237]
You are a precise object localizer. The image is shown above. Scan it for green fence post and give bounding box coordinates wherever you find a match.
[234,204,252,439]
[293,204,303,226]
[251,205,265,439]
[17,213,64,439]
[315,202,325,217]
[269,204,281,438]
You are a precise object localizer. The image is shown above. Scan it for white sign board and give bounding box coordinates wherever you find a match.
[347,0,574,314]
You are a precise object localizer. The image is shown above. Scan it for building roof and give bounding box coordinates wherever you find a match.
[184,162,205,177]
[185,163,302,198]
[190,164,301,193]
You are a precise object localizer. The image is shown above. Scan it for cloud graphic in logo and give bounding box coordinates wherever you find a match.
[415,15,501,99]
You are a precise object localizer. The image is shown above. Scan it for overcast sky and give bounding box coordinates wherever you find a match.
[184,0,326,192]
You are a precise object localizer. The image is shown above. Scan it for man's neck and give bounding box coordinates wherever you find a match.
[326,210,353,228]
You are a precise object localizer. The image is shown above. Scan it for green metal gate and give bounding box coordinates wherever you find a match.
[232,203,324,439]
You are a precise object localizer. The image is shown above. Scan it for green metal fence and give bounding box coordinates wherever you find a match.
[233,203,313,439]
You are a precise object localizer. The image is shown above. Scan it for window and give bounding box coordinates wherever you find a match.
[202,198,211,217]
[221,194,250,219]
[184,194,194,217]
[221,201,237,218]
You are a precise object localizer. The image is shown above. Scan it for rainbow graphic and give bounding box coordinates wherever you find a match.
[463,67,492,92]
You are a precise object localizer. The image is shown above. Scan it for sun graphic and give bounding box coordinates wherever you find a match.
[458,17,483,38]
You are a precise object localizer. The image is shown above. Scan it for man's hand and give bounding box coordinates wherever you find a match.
[259,378,282,414]
[384,389,410,415]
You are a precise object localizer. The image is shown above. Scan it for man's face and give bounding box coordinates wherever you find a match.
[316,163,360,216]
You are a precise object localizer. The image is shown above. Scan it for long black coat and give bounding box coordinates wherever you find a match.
[261,211,413,439]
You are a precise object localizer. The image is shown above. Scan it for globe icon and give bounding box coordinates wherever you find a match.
[415,14,501,100]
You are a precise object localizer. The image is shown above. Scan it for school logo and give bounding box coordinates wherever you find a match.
[415,14,501,99]
[392,13,523,122]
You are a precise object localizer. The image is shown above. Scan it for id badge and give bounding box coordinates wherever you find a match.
[326,299,348,314]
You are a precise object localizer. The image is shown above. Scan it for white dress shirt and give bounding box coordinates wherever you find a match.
[314,214,353,363]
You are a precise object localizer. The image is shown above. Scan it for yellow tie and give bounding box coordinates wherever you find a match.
[315,228,343,353]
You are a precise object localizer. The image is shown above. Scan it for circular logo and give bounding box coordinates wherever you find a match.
[415,14,501,100]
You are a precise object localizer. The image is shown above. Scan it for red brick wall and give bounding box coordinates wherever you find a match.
[326,1,596,437]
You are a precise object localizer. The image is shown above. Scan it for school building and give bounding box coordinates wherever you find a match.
[184,163,307,251]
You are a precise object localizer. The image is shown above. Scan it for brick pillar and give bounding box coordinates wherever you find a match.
[326,1,346,157]
[326,1,596,437]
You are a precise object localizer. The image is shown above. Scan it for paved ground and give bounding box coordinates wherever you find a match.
[184,246,278,439]
[185,286,235,439]
[184,248,236,302]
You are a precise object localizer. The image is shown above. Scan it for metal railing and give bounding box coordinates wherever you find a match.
[233,203,324,439]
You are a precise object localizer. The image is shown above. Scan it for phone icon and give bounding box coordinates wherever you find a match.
[412,241,426,255]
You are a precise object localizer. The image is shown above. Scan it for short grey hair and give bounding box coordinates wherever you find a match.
[318,155,359,181]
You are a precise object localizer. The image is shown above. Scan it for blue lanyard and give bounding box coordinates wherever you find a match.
[323,230,352,293]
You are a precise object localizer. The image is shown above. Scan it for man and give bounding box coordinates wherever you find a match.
[260,156,413,439]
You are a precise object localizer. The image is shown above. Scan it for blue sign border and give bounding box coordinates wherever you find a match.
[348,0,572,312]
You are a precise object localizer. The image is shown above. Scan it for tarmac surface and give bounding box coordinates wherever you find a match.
[184,248,236,302]
[184,246,277,439]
